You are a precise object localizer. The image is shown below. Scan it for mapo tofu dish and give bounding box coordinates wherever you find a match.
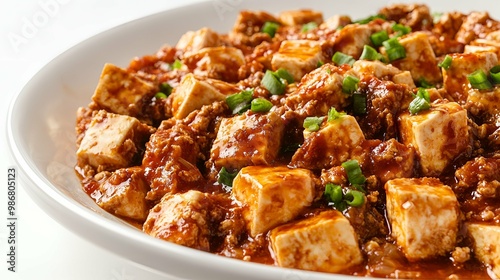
[75,3,500,278]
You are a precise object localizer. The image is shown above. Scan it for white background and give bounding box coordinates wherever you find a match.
[0,1,198,279]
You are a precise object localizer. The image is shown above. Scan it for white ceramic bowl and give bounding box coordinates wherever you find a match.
[7,1,500,279]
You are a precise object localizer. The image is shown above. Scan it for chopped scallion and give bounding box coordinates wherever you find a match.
[301,22,318,32]
[352,93,367,115]
[332,51,355,66]
[342,75,360,94]
[218,167,238,190]
[262,21,280,38]
[317,60,325,68]
[303,116,325,132]
[327,107,345,122]
[344,190,365,207]
[354,14,385,24]
[438,55,452,70]
[359,45,384,61]
[275,68,295,84]
[370,30,389,47]
[392,23,411,37]
[417,78,433,89]
[159,82,173,96]
[261,70,286,95]
[467,69,493,90]
[250,98,273,113]
[324,183,343,203]
[409,95,430,115]
[490,65,500,84]
[382,38,406,61]
[226,89,254,114]
[342,160,366,186]
[172,59,183,70]
[154,92,167,99]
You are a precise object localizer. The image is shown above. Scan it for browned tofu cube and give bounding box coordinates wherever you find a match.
[176,27,221,55]
[143,190,213,251]
[278,9,323,26]
[332,24,372,58]
[183,46,245,82]
[232,166,315,237]
[270,210,363,273]
[96,167,149,222]
[210,111,284,170]
[76,110,153,172]
[271,40,323,82]
[385,178,460,261]
[352,60,415,87]
[398,101,469,176]
[91,63,155,117]
[467,223,500,278]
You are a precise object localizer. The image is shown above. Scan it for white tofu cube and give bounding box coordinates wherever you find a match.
[320,15,351,30]
[271,40,323,81]
[442,52,498,103]
[278,9,323,26]
[290,115,365,169]
[171,73,239,119]
[232,166,315,237]
[183,46,245,82]
[386,32,442,84]
[269,210,363,273]
[352,60,415,87]
[467,223,500,278]
[143,190,212,251]
[176,27,221,56]
[96,167,149,222]
[398,101,469,176]
[332,24,372,58]
[77,110,153,172]
[92,63,155,117]
[210,111,284,170]
[385,178,460,261]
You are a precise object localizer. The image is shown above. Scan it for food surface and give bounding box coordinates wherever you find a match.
[75,3,500,278]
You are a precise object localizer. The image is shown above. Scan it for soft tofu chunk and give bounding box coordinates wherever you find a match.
[442,52,498,103]
[385,178,460,261]
[271,40,323,81]
[278,9,323,26]
[386,32,442,84]
[183,46,245,82]
[232,166,315,237]
[143,190,213,251]
[269,210,363,273]
[77,110,153,172]
[320,15,351,30]
[91,63,155,117]
[290,115,365,170]
[467,223,500,278]
[352,60,415,87]
[171,73,239,119]
[231,10,278,36]
[398,101,469,176]
[176,27,221,56]
[210,111,284,170]
[332,24,372,58]
[96,167,149,222]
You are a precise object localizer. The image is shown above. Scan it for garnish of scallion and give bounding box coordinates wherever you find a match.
[262,21,280,38]
[383,38,406,62]
[438,55,452,70]
[303,116,325,132]
[342,159,366,186]
[344,190,365,207]
[467,70,492,90]
[250,98,273,113]
[332,51,356,66]
[370,30,389,47]
[409,88,431,115]
[226,89,254,114]
[359,45,384,61]
[490,65,500,84]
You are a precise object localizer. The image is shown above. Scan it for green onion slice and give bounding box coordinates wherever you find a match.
[159,82,173,96]
[218,167,238,189]
[467,69,493,90]
[226,89,254,114]
[342,75,360,94]
[332,51,356,66]
[438,55,452,70]
[416,88,431,102]
[360,45,383,61]
[324,183,343,203]
[303,116,325,132]
[262,21,280,38]
[409,89,431,115]
[275,68,295,84]
[327,107,345,122]
[383,38,406,61]
[154,92,167,99]
[317,60,325,68]
[172,59,183,70]
[417,78,433,89]
[261,70,286,95]
[301,22,318,32]
[251,98,273,113]
[354,14,385,24]
[370,30,389,47]
[342,159,366,186]
[392,23,411,37]
[344,190,365,207]
[490,65,500,84]
[352,93,367,115]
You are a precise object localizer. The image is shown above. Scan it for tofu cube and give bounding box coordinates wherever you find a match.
[467,223,500,278]
[269,210,363,273]
[171,73,239,119]
[442,52,498,103]
[143,190,213,251]
[320,15,352,30]
[278,9,323,26]
[290,115,365,170]
[96,167,149,222]
[92,63,155,117]
[210,111,284,170]
[352,60,415,87]
[176,27,221,55]
[398,101,469,176]
[232,166,315,237]
[332,24,372,58]
[385,178,460,261]
[77,110,153,172]
[183,46,245,82]
[386,32,442,84]
[271,40,323,81]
